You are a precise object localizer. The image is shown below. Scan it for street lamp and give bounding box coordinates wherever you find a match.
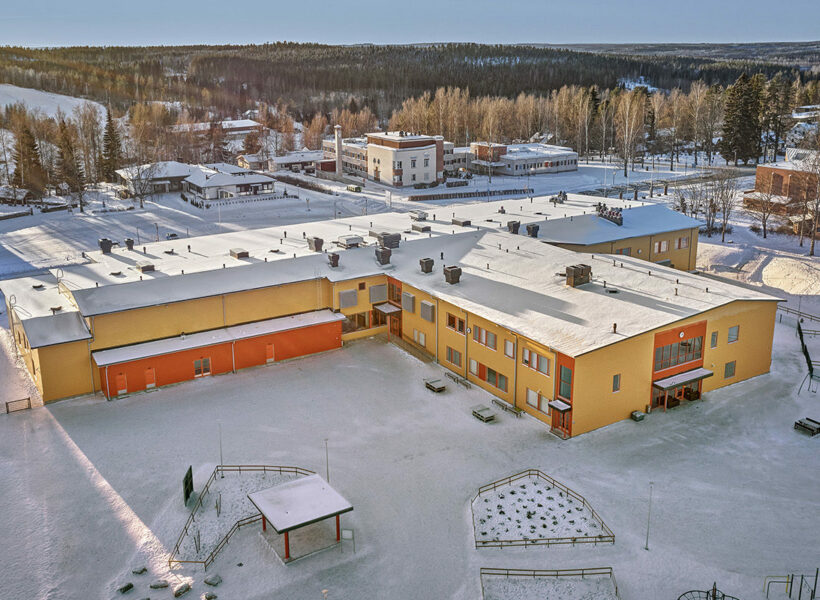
[645,481,654,550]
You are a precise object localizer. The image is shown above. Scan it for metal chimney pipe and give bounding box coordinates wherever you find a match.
[334,125,343,175]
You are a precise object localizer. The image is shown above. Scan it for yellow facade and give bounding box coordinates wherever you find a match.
[37,340,95,402]
[553,226,699,271]
[399,282,437,356]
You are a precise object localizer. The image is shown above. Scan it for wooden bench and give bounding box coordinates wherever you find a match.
[424,378,446,393]
[471,404,496,423]
[445,372,472,389]
[794,417,820,436]
[492,398,522,418]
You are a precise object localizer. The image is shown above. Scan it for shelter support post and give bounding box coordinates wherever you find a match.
[262,516,266,532]
[284,531,290,560]
[336,515,340,542]
[664,390,668,412]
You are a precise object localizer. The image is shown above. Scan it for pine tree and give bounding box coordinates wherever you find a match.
[719,74,760,165]
[56,119,86,212]
[11,125,47,198]
[101,108,122,182]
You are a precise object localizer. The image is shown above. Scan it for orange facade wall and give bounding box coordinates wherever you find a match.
[99,321,342,398]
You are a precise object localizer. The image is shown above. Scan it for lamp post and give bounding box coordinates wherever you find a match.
[324,438,330,483]
[644,481,654,550]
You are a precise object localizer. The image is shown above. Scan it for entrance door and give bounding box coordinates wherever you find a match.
[115,373,127,396]
[144,368,156,389]
[551,409,571,438]
[389,313,402,337]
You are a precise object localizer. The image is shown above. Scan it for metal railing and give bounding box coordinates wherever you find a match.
[472,469,615,548]
[779,305,820,324]
[168,464,314,570]
[480,567,621,599]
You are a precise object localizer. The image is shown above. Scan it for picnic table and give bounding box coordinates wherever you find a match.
[471,404,496,423]
[424,378,446,393]
[794,417,820,436]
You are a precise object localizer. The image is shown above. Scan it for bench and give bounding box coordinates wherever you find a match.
[471,404,496,423]
[424,378,446,393]
[794,417,820,436]
[491,398,522,418]
[445,372,472,389]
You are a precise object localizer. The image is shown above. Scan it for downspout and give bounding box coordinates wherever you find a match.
[512,333,519,410]
[434,298,439,363]
[231,341,236,373]
[464,311,469,378]
[104,365,110,400]
[221,295,227,327]
[87,315,96,394]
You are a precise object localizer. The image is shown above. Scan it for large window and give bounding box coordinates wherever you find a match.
[342,311,371,333]
[447,313,465,334]
[523,349,550,376]
[653,240,669,254]
[388,281,402,303]
[470,360,508,392]
[728,325,739,344]
[526,388,550,414]
[558,365,572,400]
[724,360,736,378]
[446,346,462,367]
[653,335,703,371]
[677,236,689,249]
[472,326,497,350]
[504,340,515,358]
[194,358,211,377]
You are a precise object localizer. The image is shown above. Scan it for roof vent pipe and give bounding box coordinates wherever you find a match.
[444,265,462,285]
[613,323,617,333]
[375,246,391,265]
[420,258,434,273]
[328,252,340,267]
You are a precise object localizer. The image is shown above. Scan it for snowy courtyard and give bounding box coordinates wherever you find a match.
[481,570,620,600]
[0,320,818,599]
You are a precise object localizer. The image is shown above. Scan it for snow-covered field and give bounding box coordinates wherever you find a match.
[0,83,104,119]
[482,573,619,600]
[0,326,818,600]
[472,475,604,544]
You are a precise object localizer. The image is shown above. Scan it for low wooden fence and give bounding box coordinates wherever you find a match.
[480,567,621,599]
[472,469,615,548]
[168,464,314,570]
[4,397,31,414]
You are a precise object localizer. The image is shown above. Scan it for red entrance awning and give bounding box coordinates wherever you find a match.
[374,303,401,315]
[652,367,713,391]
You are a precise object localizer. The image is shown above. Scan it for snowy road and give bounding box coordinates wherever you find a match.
[0,327,818,600]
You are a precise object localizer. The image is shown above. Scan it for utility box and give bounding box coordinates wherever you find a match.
[375,246,392,265]
[230,248,250,259]
[507,221,520,234]
[452,218,471,227]
[631,411,646,422]
[307,237,324,252]
[328,252,340,267]
[526,223,540,238]
[376,232,401,249]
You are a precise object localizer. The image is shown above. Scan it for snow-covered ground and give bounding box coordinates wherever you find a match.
[472,476,603,543]
[0,326,818,600]
[482,573,619,600]
[0,84,104,119]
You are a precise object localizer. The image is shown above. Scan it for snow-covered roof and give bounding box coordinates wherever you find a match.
[367,131,439,142]
[202,162,248,174]
[172,119,263,133]
[535,204,702,245]
[501,144,577,162]
[247,474,353,534]
[92,310,343,366]
[271,150,324,165]
[115,161,197,181]
[0,273,91,348]
[184,167,273,189]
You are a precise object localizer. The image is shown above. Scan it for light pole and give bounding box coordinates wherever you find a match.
[324,438,330,483]
[644,481,654,550]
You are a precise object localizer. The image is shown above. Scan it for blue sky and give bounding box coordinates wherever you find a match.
[1,0,818,47]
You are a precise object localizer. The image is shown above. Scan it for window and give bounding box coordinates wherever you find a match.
[446,346,462,367]
[526,388,550,414]
[728,325,739,344]
[653,240,669,254]
[653,335,704,371]
[558,365,572,400]
[194,357,211,377]
[358,282,366,291]
[424,157,429,167]
[472,326,497,350]
[388,281,402,303]
[413,329,426,346]
[522,348,550,376]
[677,237,689,249]
[612,373,621,392]
[710,331,718,348]
[615,247,631,256]
[469,359,478,375]
[411,159,417,168]
[411,174,416,182]
[447,313,465,334]
[504,340,515,358]
[536,355,550,375]
[470,360,507,391]
[724,360,736,378]
[342,311,371,333]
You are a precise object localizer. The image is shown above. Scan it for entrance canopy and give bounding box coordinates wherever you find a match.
[374,302,401,316]
[548,399,571,413]
[652,367,713,391]
[248,474,353,534]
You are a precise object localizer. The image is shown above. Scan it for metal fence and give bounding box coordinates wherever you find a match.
[480,567,621,599]
[168,464,314,570]
[471,469,615,548]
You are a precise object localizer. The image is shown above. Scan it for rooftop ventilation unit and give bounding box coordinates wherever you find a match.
[50,306,62,314]
[452,218,471,227]
[566,264,592,287]
[337,235,363,249]
[412,223,431,233]
[375,246,392,265]
[595,202,624,226]
[507,220,521,234]
[136,261,155,273]
[230,248,250,259]
[98,238,113,254]
[375,232,401,249]
[444,265,462,285]
[32,283,45,290]
[419,257,434,273]
[307,237,324,252]
[410,210,428,221]
[526,223,540,237]
[328,252,340,267]
[124,238,135,251]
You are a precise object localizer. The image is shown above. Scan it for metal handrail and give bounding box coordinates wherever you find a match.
[472,469,615,548]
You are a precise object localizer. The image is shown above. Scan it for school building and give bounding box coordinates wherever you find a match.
[2,196,778,438]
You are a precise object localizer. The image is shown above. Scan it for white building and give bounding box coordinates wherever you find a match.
[470,142,578,176]
[182,164,274,201]
[268,150,325,172]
